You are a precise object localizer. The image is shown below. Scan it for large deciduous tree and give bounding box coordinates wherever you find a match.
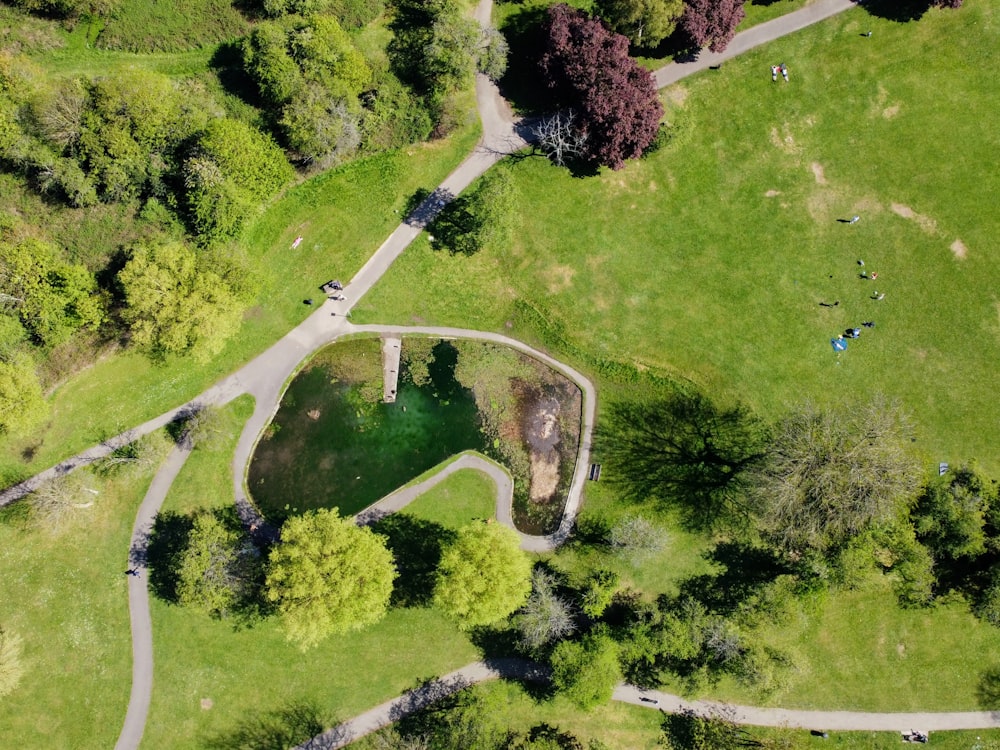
[746,399,922,555]
[265,508,397,649]
[433,521,532,629]
[595,0,684,48]
[184,117,293,242]
[550,630,622,710]
[539,4,663,169]
[680,0,745,54]
[661,705,764,749]
[912,463,997,561]
[514,569,576,652]
[0,237,104,348]
[177,510,262,619]
[117,241,244,361]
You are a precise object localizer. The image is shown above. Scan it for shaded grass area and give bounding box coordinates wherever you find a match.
[142,399,480,749]
[357,0,1000,475]
[0,434,174,750]
[0,124,481,488]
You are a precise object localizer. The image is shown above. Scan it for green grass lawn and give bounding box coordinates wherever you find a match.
[357,0,1000,475]
[399,466,500,528]
[0,435,174,750]
[0,122,481,488]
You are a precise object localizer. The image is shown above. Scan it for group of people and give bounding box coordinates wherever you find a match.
[771,63,789,81]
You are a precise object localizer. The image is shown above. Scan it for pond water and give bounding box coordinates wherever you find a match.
[248,340,487,523]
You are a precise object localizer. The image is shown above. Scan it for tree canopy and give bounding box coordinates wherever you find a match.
[680,0,745,53]
[550,630,622,710]
[433,521,532,629]
[117,241,245,361]
[539,4,663,169]
[177,510,262,619]
[0,236,103,348]
[265,508,397,649]
[0,354,47,436]
[745,400,922,554]
[595,0,684,48]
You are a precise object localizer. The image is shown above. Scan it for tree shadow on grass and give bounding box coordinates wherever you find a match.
[976,666,1000,711]
[677,541,792,616]
[860,0,936,22]
[371,514,457,608]
[203,700,340,750]
[141,510,194,604]
[209,40,266,111]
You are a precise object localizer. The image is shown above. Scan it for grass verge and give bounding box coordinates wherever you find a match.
[0,433,174,749]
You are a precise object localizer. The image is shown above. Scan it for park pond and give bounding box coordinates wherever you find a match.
[247,336,582,534]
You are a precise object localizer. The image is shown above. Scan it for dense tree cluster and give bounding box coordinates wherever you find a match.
[539,4,663,169]
[390,0,508,132]
[242,14,370,167]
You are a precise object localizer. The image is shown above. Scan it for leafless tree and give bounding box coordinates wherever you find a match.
[608,514,668,563]
[533,110,588,166]
[29,474,94,532]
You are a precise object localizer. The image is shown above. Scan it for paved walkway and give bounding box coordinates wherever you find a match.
[653,0,858,88]
[113,442,193,750]
[293,658,1000,749]
[14,0,965,747]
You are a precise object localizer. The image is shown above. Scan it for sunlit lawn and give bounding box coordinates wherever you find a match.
[359,0,1000,475]
[0,435,173,750]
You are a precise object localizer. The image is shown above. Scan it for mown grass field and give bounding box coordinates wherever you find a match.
[396,467,499,527]
[0,434,174,749]
[359,0,1000,475]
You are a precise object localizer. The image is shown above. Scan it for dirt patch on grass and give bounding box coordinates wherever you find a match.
[664,84,688,107]
[891,203,937,234]
[765,189,781,197]
[769,124,799,154]
[810,162,827,184]
[950,239,968,259]
[543,263,576,293]
[882,104,901,119]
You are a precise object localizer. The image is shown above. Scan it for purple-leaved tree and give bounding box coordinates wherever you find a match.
[539,4,663,170]
[680,0,745,53]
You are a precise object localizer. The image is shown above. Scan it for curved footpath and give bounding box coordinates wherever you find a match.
[11,0,990,747]
[294,659,1000,750]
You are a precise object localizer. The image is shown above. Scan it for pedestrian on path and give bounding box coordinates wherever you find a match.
[125,569,140,577]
